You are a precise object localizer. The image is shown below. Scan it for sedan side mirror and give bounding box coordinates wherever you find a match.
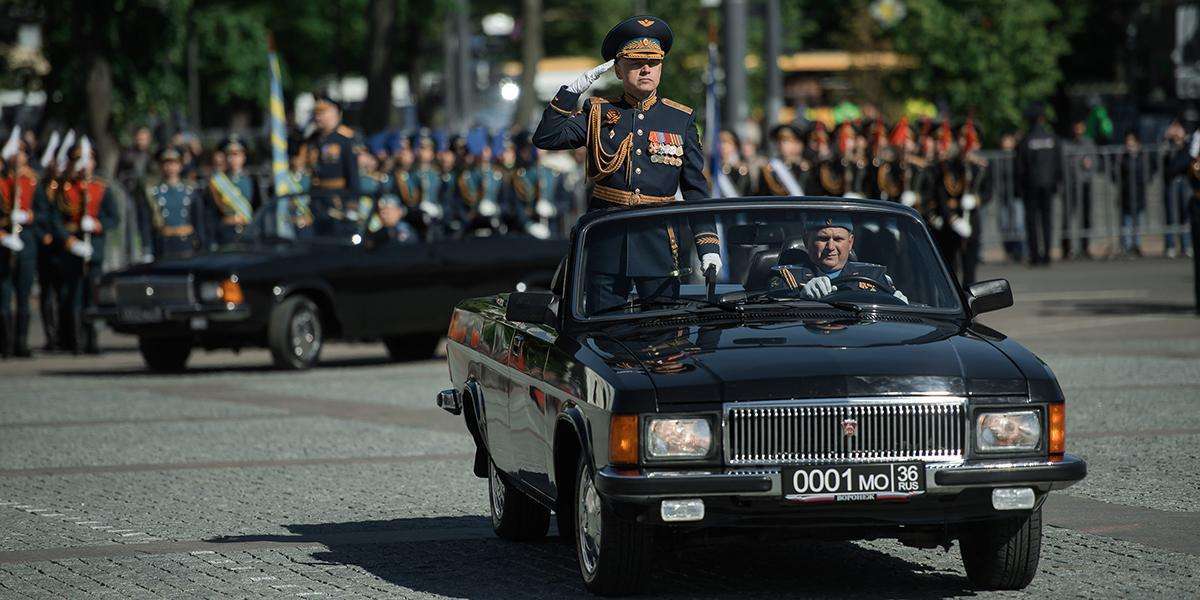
[967,279,1013,315]
[506,291,559,327]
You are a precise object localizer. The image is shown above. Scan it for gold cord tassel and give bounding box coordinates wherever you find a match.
[587,102,632,184]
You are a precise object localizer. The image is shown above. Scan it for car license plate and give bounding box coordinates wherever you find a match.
[782,462,925,502]
[120,307,164,324]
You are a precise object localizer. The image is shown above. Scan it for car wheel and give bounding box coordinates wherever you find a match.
[138,337,191,372]
[960,507,1042,590]
[487,461,550,541]
[268,296,323,370]
[574,455,652,596]
[382,333,441,361]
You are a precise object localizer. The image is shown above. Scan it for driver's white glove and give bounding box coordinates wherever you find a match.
[801,275,834,299]
[12,209,30,225]
[68,238,93,260]
[566,60,615,95]
[893,289,909,304]
[701,253,722,276]
[950,216,973,238]
[81,215,100,233]
[0,235,24,252]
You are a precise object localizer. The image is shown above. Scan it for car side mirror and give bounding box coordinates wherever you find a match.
[967,279,1013,315]
[506,291,559,327]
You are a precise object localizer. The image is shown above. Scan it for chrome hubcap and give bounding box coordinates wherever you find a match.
[290,309,321,360]
[489,462,505,524]
[577,466,602,575]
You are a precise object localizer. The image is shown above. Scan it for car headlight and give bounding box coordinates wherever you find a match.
[646,417,713,458]
[976,410,1040,452]
[198,278,245,304]
[198,281,223,302]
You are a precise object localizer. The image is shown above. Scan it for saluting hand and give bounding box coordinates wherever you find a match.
[566,60,615,95]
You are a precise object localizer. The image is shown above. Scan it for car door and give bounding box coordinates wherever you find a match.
[507,322,555,498]
[348,240,442,336]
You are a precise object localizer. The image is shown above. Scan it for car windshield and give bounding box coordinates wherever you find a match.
[575,203,962,318]
[241,191,379,245]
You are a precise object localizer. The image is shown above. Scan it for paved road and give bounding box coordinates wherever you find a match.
[1,258,1198,598]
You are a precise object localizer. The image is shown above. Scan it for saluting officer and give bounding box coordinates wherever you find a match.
[141,148,204,259]
[1,128,45,358]
[533,15,721,309]
[305,94,358,230]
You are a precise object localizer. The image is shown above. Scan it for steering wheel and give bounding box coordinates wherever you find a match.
[831,275,894,295]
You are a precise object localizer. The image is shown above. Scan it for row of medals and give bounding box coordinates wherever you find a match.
[648,132,683,167]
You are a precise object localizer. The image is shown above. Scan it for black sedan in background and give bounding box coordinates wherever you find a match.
[89,194,565,371]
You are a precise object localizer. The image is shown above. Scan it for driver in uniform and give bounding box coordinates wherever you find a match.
[532,16,721,312]
[768,214,909,304]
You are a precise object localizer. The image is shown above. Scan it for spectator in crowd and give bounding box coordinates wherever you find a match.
[1162,118,1192,258]
[1016,104,1060,266]
[996,131,1025,263]
[1063,120,1096,259]
[118,125,156,187]
[1119,131,1150,257]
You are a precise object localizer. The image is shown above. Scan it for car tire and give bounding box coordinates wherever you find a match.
[138,337,191,372]
[488,461,550,541]
[382,333,440,361]
[574,455,652,596]
[268,296,323,370]
[960,507,1043,590]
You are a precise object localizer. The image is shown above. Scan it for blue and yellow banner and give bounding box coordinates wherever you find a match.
[268,41,301,197]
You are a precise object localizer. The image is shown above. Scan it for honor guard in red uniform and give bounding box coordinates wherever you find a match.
[532,15,721,310]
[49,137,118,354]
[1,128,45,357]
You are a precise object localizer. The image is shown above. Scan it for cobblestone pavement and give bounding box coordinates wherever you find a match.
[1,258,1198,598]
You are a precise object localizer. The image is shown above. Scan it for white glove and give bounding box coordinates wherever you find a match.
[801,275,834,299]
[565,60,615,95]
[701,253,722,276]
[843,191,865,199]
[419,200,443,220]
[893,289,909,304]
[900,190,917,207]
[961,193,978,211]
[951,216,973,238]
[68,239,93,260]
[12,209,30,225]
[526,222,551,239]
[81,215,99,233]
[479,198,499,217]
[535,199,556,218]
[0,235,23,252]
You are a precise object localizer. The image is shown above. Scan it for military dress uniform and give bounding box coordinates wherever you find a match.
[205,138,259,247]
[0,164,44,357]
[532,16,719,311]
[766,215,901,298]
[141,150,204,258]
[50,173,117,354]
[756,125,809,197]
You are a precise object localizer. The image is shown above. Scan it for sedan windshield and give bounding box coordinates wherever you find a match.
[576,204,962,318]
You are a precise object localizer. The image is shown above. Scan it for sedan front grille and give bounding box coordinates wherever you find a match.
[725,398,966,465]
[115,275,194,307]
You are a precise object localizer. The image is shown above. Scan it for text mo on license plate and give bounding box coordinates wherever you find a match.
[783,462,925,502]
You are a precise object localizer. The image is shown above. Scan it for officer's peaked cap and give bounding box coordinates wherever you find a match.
[806,213,854,234]
[602,16,673,62]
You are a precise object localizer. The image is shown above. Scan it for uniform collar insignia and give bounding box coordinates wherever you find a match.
[622,91,657,111]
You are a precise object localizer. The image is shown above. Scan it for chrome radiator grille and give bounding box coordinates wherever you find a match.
[115,275,194,307]
[725,399,966,465]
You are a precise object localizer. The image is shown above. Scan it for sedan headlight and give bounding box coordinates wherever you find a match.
[198,278,245,304]
[976,410,1040,452]
[646,417,713,459]
[96,282,117,305]
[198,281,223,302]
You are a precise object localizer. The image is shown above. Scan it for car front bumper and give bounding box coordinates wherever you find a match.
[86,303,253,336]
[596,454,1085,528]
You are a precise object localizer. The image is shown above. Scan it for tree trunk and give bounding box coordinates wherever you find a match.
[403,0,427,125]
[363,0,397,132]
[515,0,543,130]
[85,53,119,180]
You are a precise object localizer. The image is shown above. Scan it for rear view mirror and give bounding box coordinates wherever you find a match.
[726,223,786,247]
[506,291,559,326]
[967,279,1013,315]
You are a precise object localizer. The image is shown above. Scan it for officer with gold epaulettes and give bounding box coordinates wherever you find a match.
[532,15,721,310]
[140,148,205,259]
[304,94,358,233]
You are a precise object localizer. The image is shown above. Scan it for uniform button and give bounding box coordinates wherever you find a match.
[638,113,644,120]
[637,129,644,136]
[636,149,642,155]
[635,188,641,193]
[635,167,642,174]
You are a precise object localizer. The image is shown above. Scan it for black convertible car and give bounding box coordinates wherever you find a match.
[438,197,1086,595]
[88,193,565,371]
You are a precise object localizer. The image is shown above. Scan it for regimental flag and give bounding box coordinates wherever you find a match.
[267,36,301,197]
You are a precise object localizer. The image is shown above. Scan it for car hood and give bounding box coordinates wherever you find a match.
[596,314,1027,404]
